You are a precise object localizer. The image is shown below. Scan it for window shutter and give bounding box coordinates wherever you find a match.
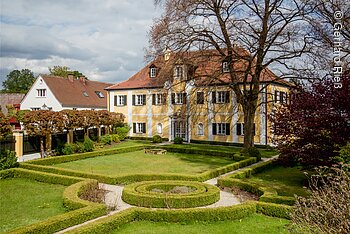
[142,123,146,133]
[226,123,230,135]
[132,95,135,105]
[142,95,146,105]
[274,90,278,103]
[152,94,156,105]
[212,123,217,135]
[133,123,136,133]
[237,123,242,136]
[124,95,127,105]
[171,93,175,104]
[212,91,216,103]
[225,91,230,103]
[183,93,187,104]
[162,93,167,104]
[114,96,118,106]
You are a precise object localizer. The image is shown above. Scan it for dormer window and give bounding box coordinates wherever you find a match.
[222,61,229,73]
[95,91,104,98]
[150,67,157,78]
[175,66,183,78]
[83,91,89,97]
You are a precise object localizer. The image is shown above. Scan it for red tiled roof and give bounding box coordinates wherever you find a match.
[106,49,291,90]
[41,75,112,108]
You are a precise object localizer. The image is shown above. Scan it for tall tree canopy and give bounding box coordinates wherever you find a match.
[149,0,312,148]
[2,69,35,93]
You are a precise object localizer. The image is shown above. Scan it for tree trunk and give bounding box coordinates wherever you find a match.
[40,137,45,158]
[243,101,257,148]
[46,133,52,153]
[67,130,74,144]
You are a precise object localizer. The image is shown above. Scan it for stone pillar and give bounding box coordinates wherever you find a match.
[67,130,74,144]
[13,131,23,158]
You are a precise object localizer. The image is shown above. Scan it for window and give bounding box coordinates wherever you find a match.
[212,91,230,103]
[236,123,255,136]
[197,92,204,104]
[175,66,183,78]
[133,122,146,134]
[157,123,163,134]
[73,108,77,110]
[212,123,230,136]
[274,91,287,104]
[83,91,89,97]
[222,61,229,72]
[37,89,46,97]
[31,107,40,111]
[115,95,127,106]
[152,93,166,105]
[95,91,104,98]
[132,94,146,106]
[197,123,204,136]
[150,67,157,78]
[171,93,186,105]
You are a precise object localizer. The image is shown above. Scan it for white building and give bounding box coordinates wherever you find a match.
[21,75,112,111]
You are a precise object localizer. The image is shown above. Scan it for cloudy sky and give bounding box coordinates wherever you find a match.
[0,0,162,88]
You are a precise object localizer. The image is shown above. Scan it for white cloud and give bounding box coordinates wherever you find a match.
[0,0,161,86]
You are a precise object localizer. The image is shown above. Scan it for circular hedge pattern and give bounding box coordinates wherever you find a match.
[122,180,220,208]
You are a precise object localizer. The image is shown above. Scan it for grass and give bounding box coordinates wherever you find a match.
[242,166,310,197]
[53,150,234,176]
[112,214,290,234]
[101,140,153,149]
[0,178,67,233]
[163,143,278,158]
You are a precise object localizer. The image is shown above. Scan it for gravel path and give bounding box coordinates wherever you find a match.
[56,155,278,233]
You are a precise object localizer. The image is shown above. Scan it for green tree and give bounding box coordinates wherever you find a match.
[2,69,35,93]
[48,66,85,79]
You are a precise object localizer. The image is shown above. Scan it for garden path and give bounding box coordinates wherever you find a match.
[56,155,278,233]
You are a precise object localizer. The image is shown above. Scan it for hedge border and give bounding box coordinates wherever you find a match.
[1,168,107,234]
[217,160,296,205]
[20,156,256,185]
[122,180,220,208]
[65,201,291,234]
[189,139,270,149]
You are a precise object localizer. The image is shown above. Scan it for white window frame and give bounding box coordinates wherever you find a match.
[117,95,126,106]
[217,91,226,103]
[217,123,226,135]
[150,67,157,77]
[197,123,204,136]
[175,93,184,104]
[37,89,46,97]
[155,94,163,105]
[175,66,183,78]
[136,123,145,134]
[222,61,229,72]
[135,95,145,106]
[157,123,163,134]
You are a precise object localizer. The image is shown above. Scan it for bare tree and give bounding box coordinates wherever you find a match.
[149,0,312,148]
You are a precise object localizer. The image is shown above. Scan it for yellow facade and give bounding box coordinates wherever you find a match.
[108,81,290,145]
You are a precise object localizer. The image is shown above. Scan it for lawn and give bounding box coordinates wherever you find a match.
[163,143,278,158]
[0,178,67,233]
[54,150,234,176]
[242,166,310,197]
[112,214,290,234]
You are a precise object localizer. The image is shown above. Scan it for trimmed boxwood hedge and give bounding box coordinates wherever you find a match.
[64,201,292,234]
[189,139,270,149]
[217,160,296,206]
[1,168,107,234]
[122,180,220,208]
[20,156,256,185]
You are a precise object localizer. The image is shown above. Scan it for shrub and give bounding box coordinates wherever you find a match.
[240,147,261,161]
[100,135,112,145]
[0,149,18,170]
[152,135,162,143]
[111,134,120,143]
[174,137,183,144]
[83,136,94,152]
[333,142,350,164]
[114,126,130,141]
[291,164,350,234]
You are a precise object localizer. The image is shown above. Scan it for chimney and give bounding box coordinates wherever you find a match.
[80,76,86,85]
[67,74,74,82]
